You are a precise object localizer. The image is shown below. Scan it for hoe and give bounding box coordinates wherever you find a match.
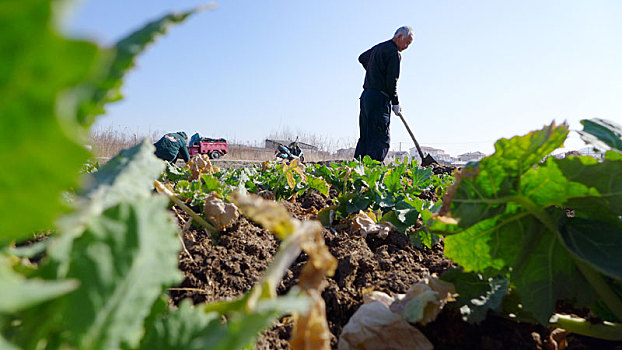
[397,112,439,166]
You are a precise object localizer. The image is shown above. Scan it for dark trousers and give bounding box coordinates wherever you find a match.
[354,89,391,162]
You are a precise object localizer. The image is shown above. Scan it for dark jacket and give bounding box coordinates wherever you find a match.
[359,39,401,105]
[154,132,190,162]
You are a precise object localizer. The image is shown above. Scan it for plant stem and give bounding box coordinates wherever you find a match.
[551,314,622,341]
[154,180,216,233]
[574,260,622,322]
[342,167,352,195]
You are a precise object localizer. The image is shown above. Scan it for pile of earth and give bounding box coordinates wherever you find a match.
[169,188,621,350]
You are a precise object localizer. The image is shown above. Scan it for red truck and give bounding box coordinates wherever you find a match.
[188,135,228,159]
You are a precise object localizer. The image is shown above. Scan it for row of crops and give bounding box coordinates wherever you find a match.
[2,0,621,348]
[160,153,453,238]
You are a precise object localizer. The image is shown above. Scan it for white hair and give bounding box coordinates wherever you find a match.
[393,26,414,38]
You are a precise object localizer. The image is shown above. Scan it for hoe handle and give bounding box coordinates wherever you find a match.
[397,113,425,160]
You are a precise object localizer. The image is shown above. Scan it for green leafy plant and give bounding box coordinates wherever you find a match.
[430,119,622,340]
[325,156,450,238]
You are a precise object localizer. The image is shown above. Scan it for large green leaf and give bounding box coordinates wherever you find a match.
[0,0,99,244]
[14,198,182,350]
[380,200,419,234]
[520,158,599,208]
[51,141,165,274]
[436,122,608,323]
[607,150,622,161]
[80,140,165,207]
[383,164,405,193]
[76,6,207,126]
[578,118,622,152]
[409,166,434,191]
[449,122,568,228]
[306,175,330,197]
[443,213,525,272]
[510,227,580,323]
[8,143,179,350]
[63,199,181,349]
[444,205,589,323]
[559,217,622,280]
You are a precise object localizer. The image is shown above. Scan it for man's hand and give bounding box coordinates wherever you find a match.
[392,104,401,116]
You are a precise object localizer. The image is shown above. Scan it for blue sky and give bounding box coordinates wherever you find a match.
[66,0,622,156]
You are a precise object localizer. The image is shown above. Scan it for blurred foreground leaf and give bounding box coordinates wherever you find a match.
[8,144,180,350]
[0,0,99,243]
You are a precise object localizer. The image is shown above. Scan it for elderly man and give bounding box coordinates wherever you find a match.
[354,26,414,162]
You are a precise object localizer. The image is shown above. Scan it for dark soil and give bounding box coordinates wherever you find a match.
[169,188,622,350]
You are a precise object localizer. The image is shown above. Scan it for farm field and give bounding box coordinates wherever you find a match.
[5,129,622,349]
[156,126,622,349]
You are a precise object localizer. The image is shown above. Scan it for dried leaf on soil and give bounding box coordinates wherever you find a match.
[350,211,396,238]
[187,154,218,181]
[229,191,322,310]
[390,277,456,325]
[339,277,455,350]
[203,192,239,231]
[338,291,433,350]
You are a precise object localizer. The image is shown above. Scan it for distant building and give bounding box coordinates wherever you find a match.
[264,139,317,151]
[421,146,445,158]
[458,151,486,162]
[404,145,489,165]
[410,146,456,163]
[552,146,604,160]
[334,147,355,159]
[577,146,604,159]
